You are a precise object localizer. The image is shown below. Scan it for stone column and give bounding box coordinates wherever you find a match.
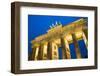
[61,36,71,59]
[31,44,40,60]
[75,31,88,48]
[72,33,81,58]
[74,31,88,58]
[82,32,88,47]
[42,41,48,60]
[83,27,88,40]
[48,40,59,60]
[38,41,48,60]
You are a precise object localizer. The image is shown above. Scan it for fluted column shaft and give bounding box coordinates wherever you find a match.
[48,41,59,59]
[38,42,48,60]
[72,34,81,58]
[32,45,39,60]
[61,36,71,59]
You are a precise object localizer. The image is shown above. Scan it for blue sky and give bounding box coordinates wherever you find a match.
[28,15,88,59]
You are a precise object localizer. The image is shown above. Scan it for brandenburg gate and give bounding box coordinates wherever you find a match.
[31,18,88,60]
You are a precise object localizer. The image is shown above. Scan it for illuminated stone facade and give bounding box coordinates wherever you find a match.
[31,18,88,60]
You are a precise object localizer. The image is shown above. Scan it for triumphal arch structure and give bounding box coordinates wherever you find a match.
[31,18,88,60]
